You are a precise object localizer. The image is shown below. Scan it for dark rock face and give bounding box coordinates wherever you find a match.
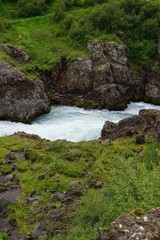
[0,61,50,123]
[42,40,160,110]
[42,41,134,110]
[135,63,160,105]
[98,207,160,240]
[101,109,160,140]
[66,58,93,94]
[3,44,29,63]
[145,70,160,105]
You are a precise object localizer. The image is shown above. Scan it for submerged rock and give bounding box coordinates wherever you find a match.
[0,61,50,123]
[98,207,160,240]
[102,109,160,140]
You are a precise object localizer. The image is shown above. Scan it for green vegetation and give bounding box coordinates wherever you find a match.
[0,232,8,240]
[0,135,160,239]
[0,0,160,79]
[1,1,160,239]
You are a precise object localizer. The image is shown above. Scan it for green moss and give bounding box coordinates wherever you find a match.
[130,208,145,216]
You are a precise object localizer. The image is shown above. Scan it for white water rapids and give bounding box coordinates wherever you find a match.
[0,102,160,142]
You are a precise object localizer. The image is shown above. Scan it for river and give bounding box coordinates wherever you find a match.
[0,102,160,142]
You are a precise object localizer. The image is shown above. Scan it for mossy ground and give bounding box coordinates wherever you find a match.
[0,1,122,80]
[0,134,160,239]
[0,1,90,79]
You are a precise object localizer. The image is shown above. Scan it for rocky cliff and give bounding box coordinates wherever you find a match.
[42,40,160,111]
[42,41,134,110]
[0,61,50,123]
[1,40,160,123]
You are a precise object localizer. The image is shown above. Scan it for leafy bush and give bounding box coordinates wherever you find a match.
[0,233,8,240]
[17,0,53,17]
[54,0,160,64]
[68,17,92,44]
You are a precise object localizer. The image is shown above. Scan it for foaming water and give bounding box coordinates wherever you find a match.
[0,102,160,142]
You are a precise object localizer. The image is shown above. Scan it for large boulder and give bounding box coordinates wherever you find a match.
[86,41,134,109]
[98,207,160,240]
[42,41,134,110]
[101,109,160,140]
[0,61,50,123]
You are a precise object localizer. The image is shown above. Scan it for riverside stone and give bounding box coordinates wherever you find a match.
[102,109,160,140]
[0,60,50,123]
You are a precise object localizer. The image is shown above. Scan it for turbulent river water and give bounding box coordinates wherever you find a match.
[0,102,160,142]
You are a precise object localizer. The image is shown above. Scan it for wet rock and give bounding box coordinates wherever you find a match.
[102,109,160,140]
[3,44,29,63]
[0,188,22,210]
[98,207,160,240]
[0,60,50,123]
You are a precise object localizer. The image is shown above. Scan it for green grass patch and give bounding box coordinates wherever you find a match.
[0,135,160,238]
